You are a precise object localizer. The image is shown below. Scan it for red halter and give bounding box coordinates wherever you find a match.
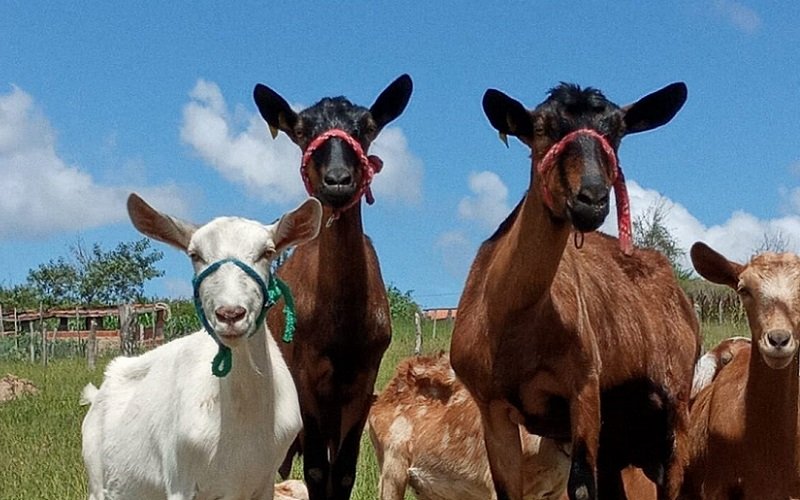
[300,129,383,223]
[536,128,633,255]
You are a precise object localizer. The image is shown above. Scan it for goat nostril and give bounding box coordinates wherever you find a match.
[576,189,608,207]
[766,330,792,348]
[215,306,246,324]
[323,171,353,187]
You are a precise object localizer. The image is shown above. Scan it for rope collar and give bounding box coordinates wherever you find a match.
[536,128,632,255]
[300,129,383,225]
[192,258,297,377]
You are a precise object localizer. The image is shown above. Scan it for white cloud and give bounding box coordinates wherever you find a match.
[180,79,423,206]
[458,171,511,229]
[370,127,423,204]
[600,180,800,270]
[180,79,303,204]
[0,86,187,240]
[713,0,762,34]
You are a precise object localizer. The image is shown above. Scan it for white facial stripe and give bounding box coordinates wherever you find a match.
[759,270,800,307]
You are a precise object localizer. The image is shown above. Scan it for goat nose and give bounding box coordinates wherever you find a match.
[766,330,792,348]
[214,306,246,324]
[576,178,609,206]
[323,168,353,187]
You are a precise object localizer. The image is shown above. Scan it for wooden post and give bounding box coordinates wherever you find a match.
[0,303,4,336]
[88,319,97,371]
[432,314,438,339]
[14,308,19,352]
[40,304,47,367]
[414,311,423,356]
[29,322,35,363]
[119,303,135,356]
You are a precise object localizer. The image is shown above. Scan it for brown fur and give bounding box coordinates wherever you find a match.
[450,83,698,500]
[254,75,412,499]
[368,352,571,500]
[690,337,751,400]
[681,246,800,499]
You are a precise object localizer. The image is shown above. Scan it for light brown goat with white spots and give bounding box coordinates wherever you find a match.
[369,353,571,500]
[681,243,800,499]
[690,336,751,399]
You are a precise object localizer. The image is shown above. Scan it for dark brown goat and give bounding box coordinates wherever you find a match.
[681,244,800,499]
[253,75,413,500]
[450,82,699,500]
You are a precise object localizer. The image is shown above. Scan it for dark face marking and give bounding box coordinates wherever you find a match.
[532,84,623,231]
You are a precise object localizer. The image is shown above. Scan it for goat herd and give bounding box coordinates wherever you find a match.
[77,75,800,500]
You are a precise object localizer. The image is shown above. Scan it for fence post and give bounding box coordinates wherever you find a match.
[88,319,97,371]
[40,304,47,367]
[14,308,19,351]
[29,322,35,363]
[414,311,423,356]
[0,303,4,336]
[119,303,135,356]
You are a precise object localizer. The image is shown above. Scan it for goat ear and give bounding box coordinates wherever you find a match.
[691,242,744,289]
[369,74,413,131]
[273,198,323,254]
[482,89,534,144]
[623,82,687,135]
[127,193,197,252]
[253,84,298,137]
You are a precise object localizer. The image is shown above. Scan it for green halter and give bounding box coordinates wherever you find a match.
[192,258,296,377]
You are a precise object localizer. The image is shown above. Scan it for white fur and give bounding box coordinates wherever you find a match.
[81,195,321,500]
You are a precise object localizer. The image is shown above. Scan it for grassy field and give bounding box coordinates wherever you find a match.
[0,318,746,500]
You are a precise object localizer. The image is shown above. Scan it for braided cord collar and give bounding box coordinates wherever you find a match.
[192,258,296,377]
[300,128,383,224]
[536,128,632,255]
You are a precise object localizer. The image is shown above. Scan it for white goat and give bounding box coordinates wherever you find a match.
[80,193,322,500]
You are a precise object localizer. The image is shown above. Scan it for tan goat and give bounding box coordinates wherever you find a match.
[681,243,800,499]
[369,352,570,500]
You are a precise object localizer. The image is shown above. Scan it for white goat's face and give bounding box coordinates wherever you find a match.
[189,218,277,346]
[127,194,323,349]
[737,253,800,370]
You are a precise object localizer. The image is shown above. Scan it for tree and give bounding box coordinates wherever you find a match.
[633,199,692,280]
[25,238,164,307]
[752,229,793,255]
[386,284,420,322]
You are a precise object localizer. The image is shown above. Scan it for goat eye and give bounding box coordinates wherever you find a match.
[260,248,276,261]
[188,251,203,264]
[737,286,752,298]
[294,128,305,140]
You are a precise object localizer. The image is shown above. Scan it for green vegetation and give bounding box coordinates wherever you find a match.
[0,314,746,500]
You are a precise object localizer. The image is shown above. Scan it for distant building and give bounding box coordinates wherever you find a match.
[422,308,458,321]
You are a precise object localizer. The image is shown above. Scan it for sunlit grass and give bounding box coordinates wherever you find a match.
[0,317,748,499]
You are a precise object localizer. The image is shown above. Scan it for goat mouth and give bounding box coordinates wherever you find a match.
[759,343,797,369]
[317,185,358,207]
[566,200,609,233]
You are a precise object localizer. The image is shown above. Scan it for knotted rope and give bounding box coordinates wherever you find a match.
[301,128,383,225]
[536,128,632,255]
[192,258,296,377]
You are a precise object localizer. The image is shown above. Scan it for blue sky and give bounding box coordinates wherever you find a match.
[1,1,799,308]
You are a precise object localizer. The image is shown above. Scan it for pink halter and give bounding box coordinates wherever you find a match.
[301,129,383,223]
[536,128,633,255]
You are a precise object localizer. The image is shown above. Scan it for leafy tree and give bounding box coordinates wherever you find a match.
[633,199,692,280]
[25,238,164,307]
[386,284,420,322]
[0,283,40,310]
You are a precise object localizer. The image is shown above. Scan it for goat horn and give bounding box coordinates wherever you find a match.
[268,125,279,140]
[498,132,509,148]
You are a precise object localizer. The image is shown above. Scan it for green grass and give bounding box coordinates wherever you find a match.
[0,317,744,499]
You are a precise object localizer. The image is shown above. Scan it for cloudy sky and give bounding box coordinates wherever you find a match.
[1,2,799,307]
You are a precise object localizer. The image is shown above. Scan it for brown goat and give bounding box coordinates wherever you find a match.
[368,352,570,500]
[253,75,413,500]
[681,244,800,499]
[690,336,751,399]
[450,82,699,500]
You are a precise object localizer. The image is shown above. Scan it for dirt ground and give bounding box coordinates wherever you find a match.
[0,373,38,403]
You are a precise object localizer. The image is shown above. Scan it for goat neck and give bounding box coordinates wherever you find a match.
[745,348,800,477]
[315,203,371,299]
[486,177,571,324]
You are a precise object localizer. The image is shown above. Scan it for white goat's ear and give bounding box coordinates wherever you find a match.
[273,198,322,254]
[127,193,197,252]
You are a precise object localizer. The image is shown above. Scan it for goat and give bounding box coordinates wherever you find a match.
[681,243,800,499]
[80,193,321,500]
[253,74,412,499]
[368,352,570,500]
[690,336,751,399]
[450,82,699,500]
